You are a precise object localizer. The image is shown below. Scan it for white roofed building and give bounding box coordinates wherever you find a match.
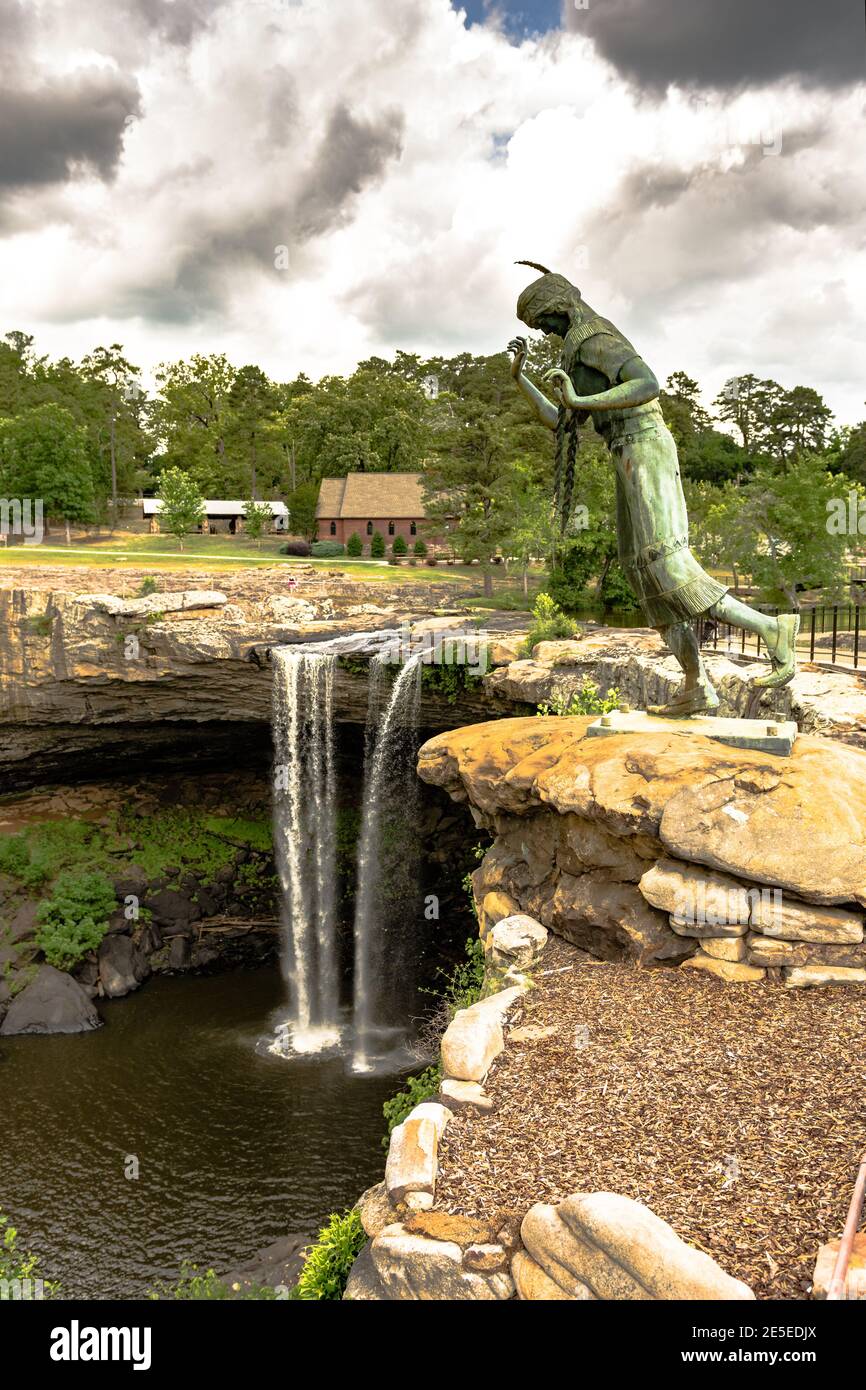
[141,499,289,535]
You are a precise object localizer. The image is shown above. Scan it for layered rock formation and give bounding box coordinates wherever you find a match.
[417,716,866,983]
[487,630,866,748]
[0,582,517,785]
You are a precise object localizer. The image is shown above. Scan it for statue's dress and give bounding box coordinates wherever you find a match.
[563,318,728,629]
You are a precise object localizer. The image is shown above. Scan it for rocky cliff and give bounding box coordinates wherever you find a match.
[0,581,518,786]
[417,716,866,983]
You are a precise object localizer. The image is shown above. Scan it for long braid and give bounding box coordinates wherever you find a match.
[554,406,567,526]
[554,406,580,535]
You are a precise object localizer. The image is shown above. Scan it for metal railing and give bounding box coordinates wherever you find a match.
[700,602,866,671]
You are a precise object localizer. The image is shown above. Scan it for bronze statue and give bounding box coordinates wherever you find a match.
[509,263,799,716]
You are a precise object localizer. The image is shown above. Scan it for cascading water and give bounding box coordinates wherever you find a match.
[271,648,341,1054]
[269,632,426,1071]
[350,651,423,1073]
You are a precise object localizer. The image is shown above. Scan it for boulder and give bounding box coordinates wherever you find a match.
[384,1103,450,1204]
[342,1242,391,1300]
[145,888,192,928]
[749,897,863,944]
[488,914,548,970]
[639,859,752,935]
[98,934,151,998]
[783,965,866,988]
[78,590,227,617]
[701,935,747,962]
[478,890,521,938]
[512,1249,590,1300]
[0,964,101,1035]
[680,954,765,984]
[357,1182,400,1240]
[746,933,866,969]
[812,1234,866,1300]
[440,985,525,1082]
[558,1193,755,1300]
[522,1201,650,1300]
[370,1224,514,1300]
[438,1078,493,1112]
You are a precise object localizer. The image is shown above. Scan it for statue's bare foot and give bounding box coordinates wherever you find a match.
[647,685,720,718]
[753,613,800,689]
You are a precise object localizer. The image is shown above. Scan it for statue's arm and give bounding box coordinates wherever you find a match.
[508,337,558,430]
[545,356,659,413]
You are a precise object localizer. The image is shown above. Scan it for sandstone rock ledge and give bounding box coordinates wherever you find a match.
[417,716,866,980]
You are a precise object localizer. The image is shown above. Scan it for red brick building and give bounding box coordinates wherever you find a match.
[315,472,435,550]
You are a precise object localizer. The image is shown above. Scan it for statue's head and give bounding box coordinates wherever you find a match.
[515,262,582,337]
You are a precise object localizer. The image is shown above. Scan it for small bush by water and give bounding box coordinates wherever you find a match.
[35,871,116,970]
[519,592,579,655]
[148,1263,276,1301]
[536,677,620,717]
[295,1209,366,1300]
[0,1209,60,1298]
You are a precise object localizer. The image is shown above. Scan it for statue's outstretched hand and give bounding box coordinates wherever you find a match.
[508,336,528,381]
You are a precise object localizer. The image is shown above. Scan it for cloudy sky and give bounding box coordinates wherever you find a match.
[1,0,865,422]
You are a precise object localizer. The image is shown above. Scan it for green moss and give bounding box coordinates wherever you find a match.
[419,656,486,705]
[0,810,273,890]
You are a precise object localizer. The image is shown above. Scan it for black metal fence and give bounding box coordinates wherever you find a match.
[700,603,866,671]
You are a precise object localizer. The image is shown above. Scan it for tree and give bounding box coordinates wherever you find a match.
[228,365,281,497]
[243,499,273,546]
[153,354,237,493]
[708,456,853,608]
[156,467,205,550]
[713,373,763,453]
[346,531,363,556]
[422,401,521,597]
[80,344,143,525]
[286,482,318,540]
[0,403,95,542]
[413,537,427,558]
[392,533,408,557]
[370,530,385,558]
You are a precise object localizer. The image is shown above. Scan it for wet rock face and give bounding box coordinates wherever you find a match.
[418,717,866,977]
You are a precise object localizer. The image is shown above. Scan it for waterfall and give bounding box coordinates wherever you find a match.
[271,648,340,1054]
[351,652,423,1073]
[269,636,425,1072]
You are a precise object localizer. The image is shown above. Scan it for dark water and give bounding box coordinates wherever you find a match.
[0,966,398,1299]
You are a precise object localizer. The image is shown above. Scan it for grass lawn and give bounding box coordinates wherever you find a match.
[0,534,464,582]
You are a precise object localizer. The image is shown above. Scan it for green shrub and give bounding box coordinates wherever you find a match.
[520,592,580,655]
[148,1262,276,1301]
[370,530,385,558]
[392,534,408,557]
[295,1209,366,1300]
[0,821,96,888]
[346,531,363,557]
[1,1210,60,1298]
[413,538,427,558]
[280,539,311,556]
[382,1063,442,1139]
[599,560,640,612]
[35,870,117,970]
[537,677,621,717]
[137,576,159,597]
[310,540,345,558]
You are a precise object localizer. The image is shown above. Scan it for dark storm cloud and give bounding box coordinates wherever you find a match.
[292,103,405,238]
[115,102,405,324]
[567,0,866,91]
[126,0,229,46]
[0,72,141,188]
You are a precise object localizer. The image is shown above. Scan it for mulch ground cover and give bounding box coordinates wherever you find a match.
[435,935,866,1299]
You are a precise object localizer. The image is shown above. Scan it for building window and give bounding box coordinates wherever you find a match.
[410,521,417,536]
[388,521,395,536]
[366,521,373,535]
[329,521,336,536]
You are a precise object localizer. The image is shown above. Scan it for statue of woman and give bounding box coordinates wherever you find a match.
[509,263,799,716]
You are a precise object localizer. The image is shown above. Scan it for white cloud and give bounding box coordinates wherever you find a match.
[1,0,864,423]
